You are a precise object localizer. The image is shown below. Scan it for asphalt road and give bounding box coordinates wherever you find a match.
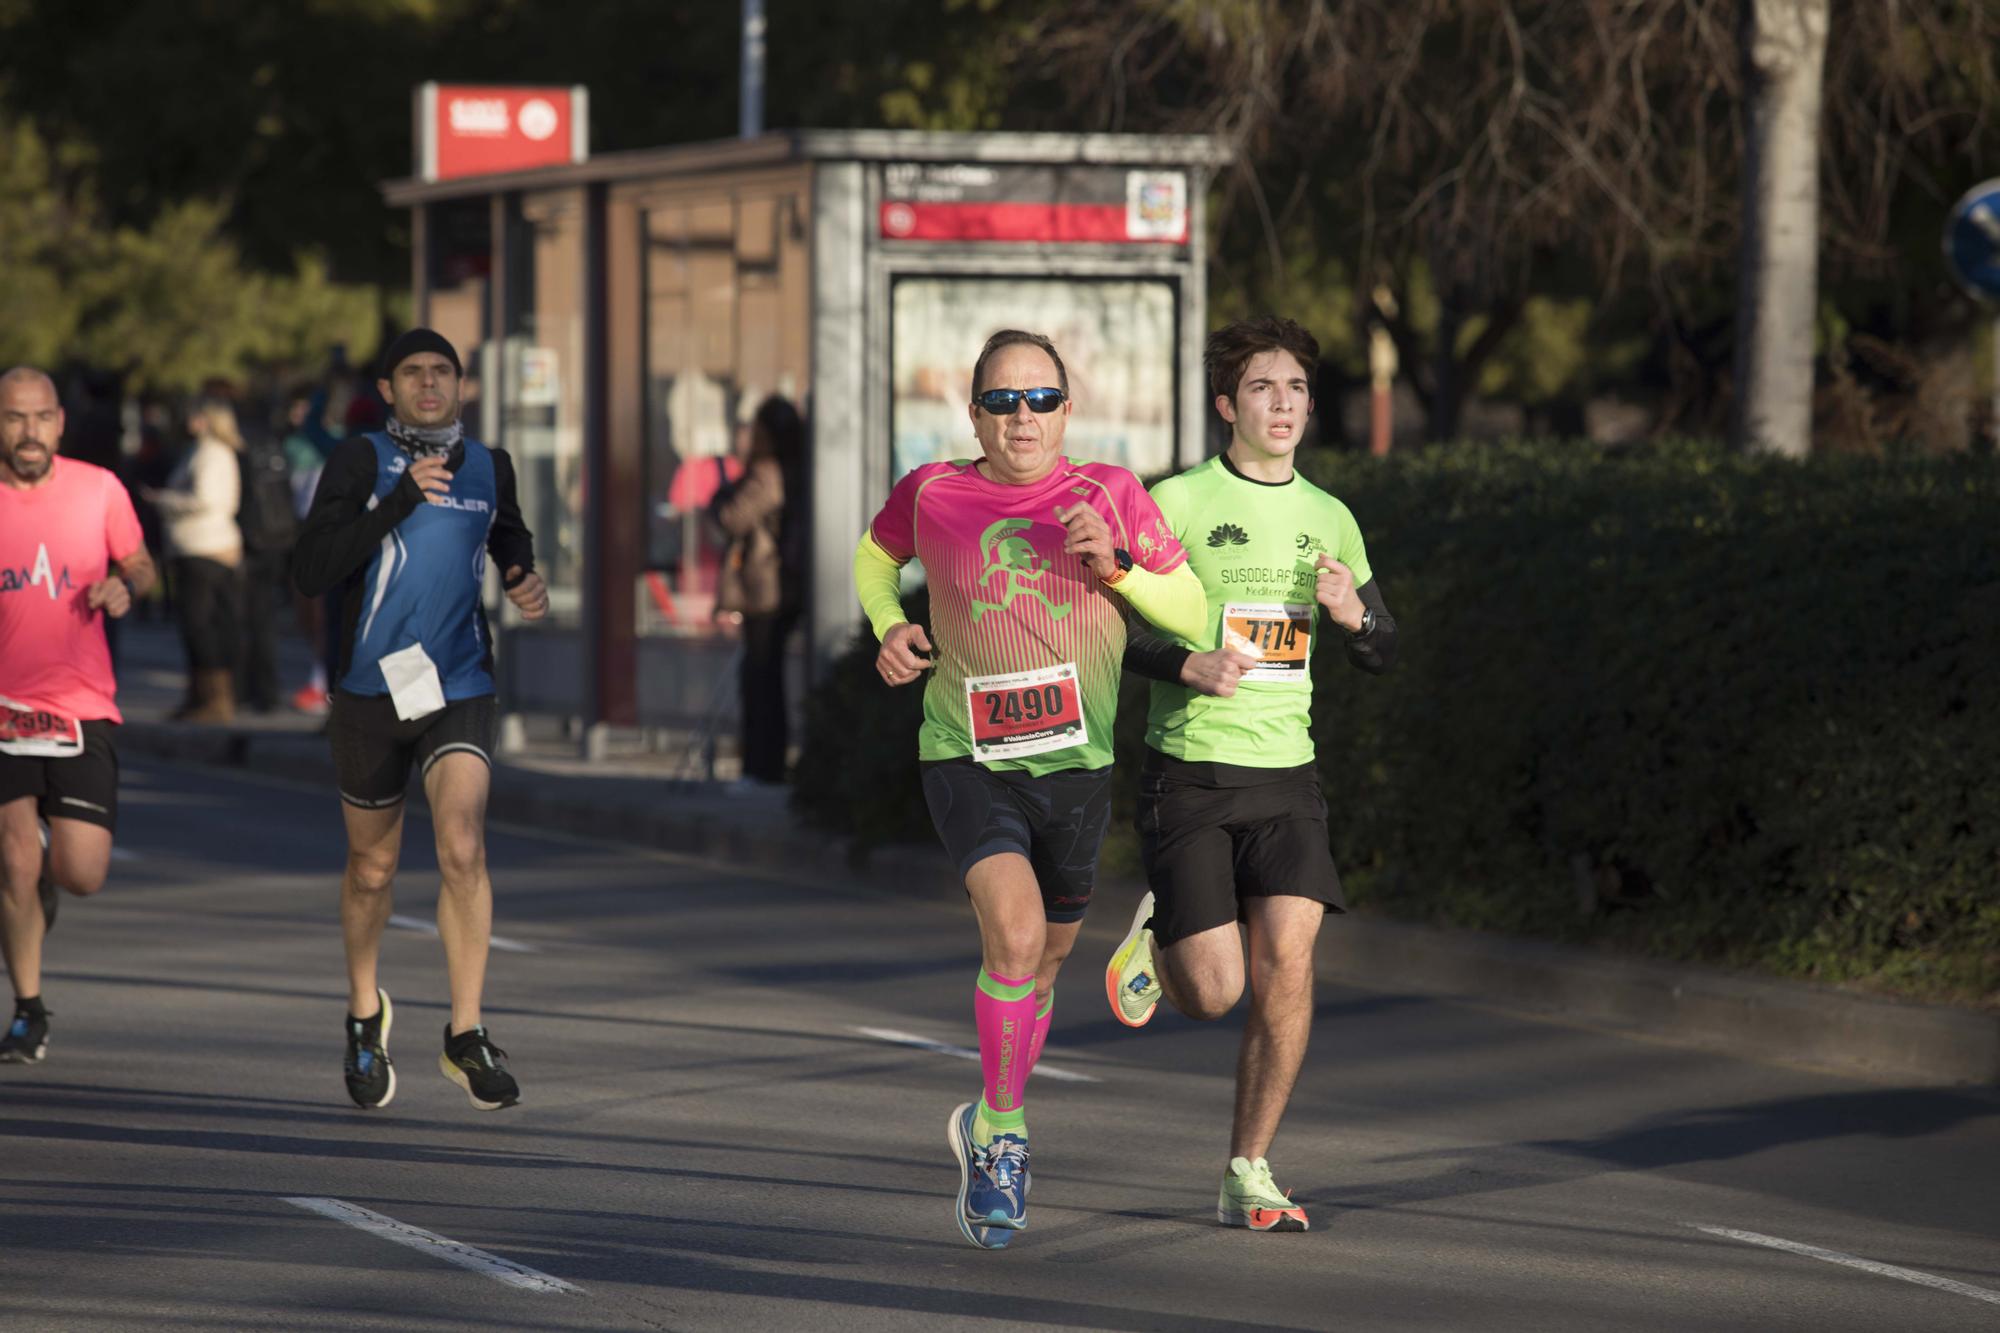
[2,757,1996,1331]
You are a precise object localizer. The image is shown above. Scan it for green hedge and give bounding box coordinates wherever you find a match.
[795,440,2000,1005]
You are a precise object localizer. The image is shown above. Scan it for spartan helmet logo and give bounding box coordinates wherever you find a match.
[970,517,1073,623]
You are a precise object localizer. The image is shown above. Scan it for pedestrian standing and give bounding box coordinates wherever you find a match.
[714,394,806,786]
[145,397,244,724]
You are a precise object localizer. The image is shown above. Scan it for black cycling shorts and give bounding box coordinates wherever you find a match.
[1136,748,1345,946]
[0,721,119,832]
[920,758,1113,923]
[328,692,497,810]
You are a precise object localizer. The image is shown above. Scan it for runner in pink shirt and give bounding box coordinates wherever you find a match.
[854,330,1208,1249]
[0,367,155,1065]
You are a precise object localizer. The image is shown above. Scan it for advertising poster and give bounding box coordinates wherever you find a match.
[891,277,1178,480]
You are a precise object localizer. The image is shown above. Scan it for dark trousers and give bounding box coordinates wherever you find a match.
[238,550,286,708]
[173,556,240,674]
[738,608,799,784]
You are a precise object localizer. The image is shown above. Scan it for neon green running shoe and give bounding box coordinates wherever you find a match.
[1105,891,1161,1028]
[1218,1156,1309,1231]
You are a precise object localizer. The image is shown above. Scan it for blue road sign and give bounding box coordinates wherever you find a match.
[1945,179,2000,303]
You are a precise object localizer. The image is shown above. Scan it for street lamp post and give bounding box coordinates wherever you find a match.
[741,0,766,139]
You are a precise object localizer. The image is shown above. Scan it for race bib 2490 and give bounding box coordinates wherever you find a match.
[964,663,1087,764]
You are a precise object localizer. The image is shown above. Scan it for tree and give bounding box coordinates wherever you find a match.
[1732,0,1829,459]
[1032,1,2000,446]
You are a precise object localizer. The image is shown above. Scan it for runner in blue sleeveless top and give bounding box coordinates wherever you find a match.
[294,329,549,1113]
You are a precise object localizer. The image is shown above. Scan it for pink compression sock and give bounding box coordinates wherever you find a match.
[974,969,1038,1119]
[1023,989,1054,1084]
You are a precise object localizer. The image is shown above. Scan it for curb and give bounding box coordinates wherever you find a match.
[119,722,2000,1089]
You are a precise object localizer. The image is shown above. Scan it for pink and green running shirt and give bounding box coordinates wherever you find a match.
[870,457,1187,774]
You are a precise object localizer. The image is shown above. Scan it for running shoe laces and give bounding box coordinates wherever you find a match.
[1238,1157,1285,1206]
[982,1136,1029,1190]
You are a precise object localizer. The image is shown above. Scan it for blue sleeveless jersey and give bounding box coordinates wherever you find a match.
[341,432,498,700]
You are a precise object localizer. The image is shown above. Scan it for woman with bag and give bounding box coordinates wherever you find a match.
[713,396,805,787]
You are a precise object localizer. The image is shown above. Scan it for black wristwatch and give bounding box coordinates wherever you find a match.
[1113,547,1134,573]
[1344,608,1376,639]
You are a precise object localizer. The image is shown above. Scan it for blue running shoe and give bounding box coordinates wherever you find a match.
[946,1101,1030,1247]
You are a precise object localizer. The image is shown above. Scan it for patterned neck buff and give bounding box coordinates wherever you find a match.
[385,416,464,458]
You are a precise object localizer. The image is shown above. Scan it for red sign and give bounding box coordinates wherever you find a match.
[417,83,588,183]
[880,164,1188,245]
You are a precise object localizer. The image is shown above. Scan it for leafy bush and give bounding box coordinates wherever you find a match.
[797,440,2000,1004]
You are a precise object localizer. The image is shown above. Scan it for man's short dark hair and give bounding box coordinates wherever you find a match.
[971,329,1070,399]
[1204,316,1319,403]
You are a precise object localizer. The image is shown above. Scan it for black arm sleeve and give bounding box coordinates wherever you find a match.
[486,448,536,584]
[1339,578,1398,675]
[1123,620,1193,685]
[291,437,425,598]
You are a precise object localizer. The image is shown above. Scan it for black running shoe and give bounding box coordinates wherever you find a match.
[0,1001,50,1064]
[439,1024,519,1110]
[343,989,396,1109]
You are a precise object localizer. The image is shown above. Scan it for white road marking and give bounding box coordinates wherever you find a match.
[855,1025,1100,1083]
[1693,1225,2000,1308]
[388,913,537,953]
[285,1197,582,1293]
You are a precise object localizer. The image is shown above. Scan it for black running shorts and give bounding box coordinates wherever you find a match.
[0,721,119,832]
[328,691,497,809]
[919,758,1113,923]
[1136,748,1345,946]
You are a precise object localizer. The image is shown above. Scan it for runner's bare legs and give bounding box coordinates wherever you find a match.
[1231,895,1323,1161]
[424,753,492,1036]
[340,802,403,1020]
[0,802,111,1000]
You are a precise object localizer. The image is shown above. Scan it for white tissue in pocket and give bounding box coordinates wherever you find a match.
[380,642,446,721]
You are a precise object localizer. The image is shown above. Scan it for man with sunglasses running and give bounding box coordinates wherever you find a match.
[1110,316,1397,1232]
[0,367,155,1065]
[856,329,1206,1249]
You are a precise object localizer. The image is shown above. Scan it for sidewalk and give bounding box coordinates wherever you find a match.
[110,620,2000,1088]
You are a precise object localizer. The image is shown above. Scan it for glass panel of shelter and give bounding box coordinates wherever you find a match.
[502,188,587,622]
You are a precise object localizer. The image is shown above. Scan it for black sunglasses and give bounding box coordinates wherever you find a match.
[974,387,1067,415]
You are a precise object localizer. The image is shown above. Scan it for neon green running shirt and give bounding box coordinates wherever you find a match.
[1144,455,1373,768]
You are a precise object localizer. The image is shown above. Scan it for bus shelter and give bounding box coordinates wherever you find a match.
[381,128,1231,753]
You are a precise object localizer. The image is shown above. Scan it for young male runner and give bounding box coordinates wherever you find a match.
[293,330,548,1111]
[1109,316,1398,1230]
[856,330,1207,1248]
[0,367,156,1064]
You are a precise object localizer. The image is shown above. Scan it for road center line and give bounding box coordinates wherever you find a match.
[1692,1225,2000,1308]
[855,1025,1100,1083]
[388,913,537,954]
[284,1197,583,1294]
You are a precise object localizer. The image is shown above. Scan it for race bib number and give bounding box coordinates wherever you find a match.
[1222,602,1313,683]
[0,695,83,758]
[965,663,1088,763]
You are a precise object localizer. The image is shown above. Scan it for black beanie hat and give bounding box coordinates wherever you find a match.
[380,327,463,379]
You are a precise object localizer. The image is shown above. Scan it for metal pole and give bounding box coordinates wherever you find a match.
[740,0,765,139]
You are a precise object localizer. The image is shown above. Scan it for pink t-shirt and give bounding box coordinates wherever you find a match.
[870,455,1185,772]
[0,457,145,723]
